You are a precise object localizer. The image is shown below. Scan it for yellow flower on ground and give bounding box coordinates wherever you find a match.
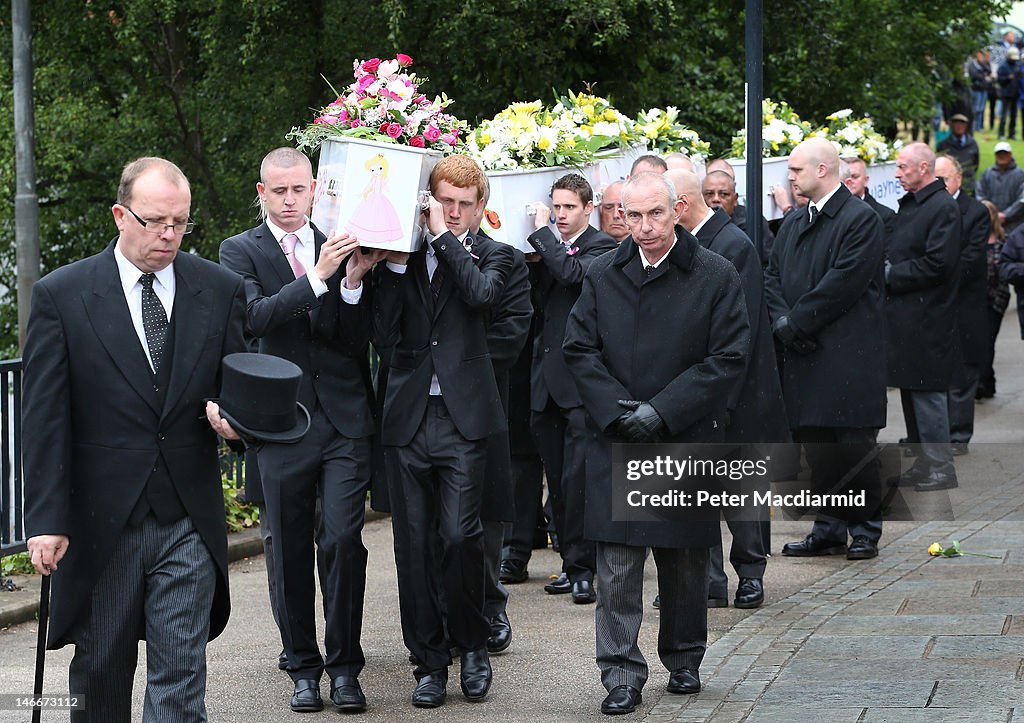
[928,542,943,556]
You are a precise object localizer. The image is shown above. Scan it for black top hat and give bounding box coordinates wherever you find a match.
[217,353,310,443]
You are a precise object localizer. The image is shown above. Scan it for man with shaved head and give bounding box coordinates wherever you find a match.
[886,142,962,491]
[765,137,887,561]
[563,172,749,714]
[841,157,895,223]
[669,168,788,610]
[664,152,694,171]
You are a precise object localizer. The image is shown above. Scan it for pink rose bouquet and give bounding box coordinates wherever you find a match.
[289,53,467,155]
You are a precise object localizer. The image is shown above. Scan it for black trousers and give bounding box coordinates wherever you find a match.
[259,405,371,682]
[531,401,595,583]
[980,307,1004,395]
[387,397,490,676]
[501,452,545,563]
[795,426,883,537]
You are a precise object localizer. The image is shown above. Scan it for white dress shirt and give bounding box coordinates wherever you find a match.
[690,207,716,238]
[266,217,363,304]
[114,242,175,373]
[640,239,678,269]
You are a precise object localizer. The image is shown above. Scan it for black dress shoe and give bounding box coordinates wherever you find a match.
[412,671,447,708]
[734,578,763,609]
[278,650,288,670]
[487,611,512,654]
[666,668,701,694]
[572,579,597,604]
[652,594,660,609]
[290,679,324,712]
[781,534,847,557]
[914,471,959,492]
[499,558,529,584]
[846,535,879,560]
[460,648,492,701]
[601,685,642,715]
[330,675,366,712]
[951,442,969,456]
[887,464,932,487]
[544,572,572,594]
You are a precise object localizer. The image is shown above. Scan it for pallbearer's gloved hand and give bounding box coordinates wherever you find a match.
[619,402,666,443]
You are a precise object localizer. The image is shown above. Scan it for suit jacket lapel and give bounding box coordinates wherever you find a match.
[161,254,211,419]
[309,224,327,329]
[253,222,295,288]
[83,246,161,415]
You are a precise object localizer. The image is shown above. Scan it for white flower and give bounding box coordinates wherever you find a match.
[377,59,400,78]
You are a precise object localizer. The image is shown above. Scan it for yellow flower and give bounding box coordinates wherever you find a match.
[480,132,492,145]
[765,114,775,122]
[538,136,552,151]
[604,109,617,122]
[565,137,576,148]
[582,104,595,119]
[581,124,593,135]
[928,543,943,556]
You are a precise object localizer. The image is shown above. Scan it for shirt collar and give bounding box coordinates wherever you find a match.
[266,216,313,247]
[114,241,174,295]
[689,207,716,237]
[639,239,677,269]
[561,227,587,247]
[810,183,843,214]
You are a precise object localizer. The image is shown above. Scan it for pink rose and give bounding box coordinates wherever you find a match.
[396,53,413,67]
[336,108,349,122]
[314,115,339,125]
[423,124,441,142]
[356,74,376,94]
[386,122,403,139]
[441,133,457,147]
[361,58,381,73]
[409,135,425,147]
[349,119,363,129]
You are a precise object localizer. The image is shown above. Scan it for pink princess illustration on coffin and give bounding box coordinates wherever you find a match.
[345,154,404,243]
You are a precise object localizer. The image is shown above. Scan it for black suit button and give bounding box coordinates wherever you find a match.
[544,346,550,353]
[153,385,160,392]
[158,433,166,441]
[440,244,447,251]
[431,340,439,346]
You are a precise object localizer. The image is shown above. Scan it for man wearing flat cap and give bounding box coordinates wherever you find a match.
[936,113,980,193]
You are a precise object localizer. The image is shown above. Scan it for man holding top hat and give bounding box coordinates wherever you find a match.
[23,157,248,721]
[219,147,382,713]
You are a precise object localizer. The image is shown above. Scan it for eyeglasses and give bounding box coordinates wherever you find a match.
[123,206,195,235]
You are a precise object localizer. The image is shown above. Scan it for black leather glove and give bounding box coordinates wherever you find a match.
[774,315,817,354]
[606,410,633,438]
[618,402,666,443]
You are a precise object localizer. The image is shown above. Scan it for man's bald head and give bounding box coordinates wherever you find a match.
[896,142,937,193]
[705,158,735,178]
[664,153,694,172]
[788,138,840,203]
[665,169,710,231]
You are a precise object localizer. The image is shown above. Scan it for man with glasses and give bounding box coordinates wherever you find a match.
[23,157,248,721]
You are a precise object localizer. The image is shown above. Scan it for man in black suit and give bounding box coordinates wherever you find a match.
[669,168,789,609]
[219,147,381,713]
[563,172,750,715]
[469,189,533,654]
[373,154,514,708]
[841,157,896,224]
[935,154,991,455]
[702,165,776,265]
[24,157,247,721]
[526,174,617,603]
[886,142,962,491]
[765,138,887,559]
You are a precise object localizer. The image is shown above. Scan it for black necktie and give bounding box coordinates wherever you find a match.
[430,256,445,300]
[140,273,169,373]
[808,206,817,224]
[644,265,655,276]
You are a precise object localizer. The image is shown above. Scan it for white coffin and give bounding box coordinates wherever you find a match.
[481,145,646,252]
[728,157,904,220]
[311,136,441,252]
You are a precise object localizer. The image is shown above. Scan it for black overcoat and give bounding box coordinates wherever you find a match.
[764,185,887,429]
[885,179,962,390]
[694,209,788,443]
[563,229,749,548]
[953,191,992,370]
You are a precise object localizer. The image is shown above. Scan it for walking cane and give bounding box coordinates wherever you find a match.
[32,573,51,723]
